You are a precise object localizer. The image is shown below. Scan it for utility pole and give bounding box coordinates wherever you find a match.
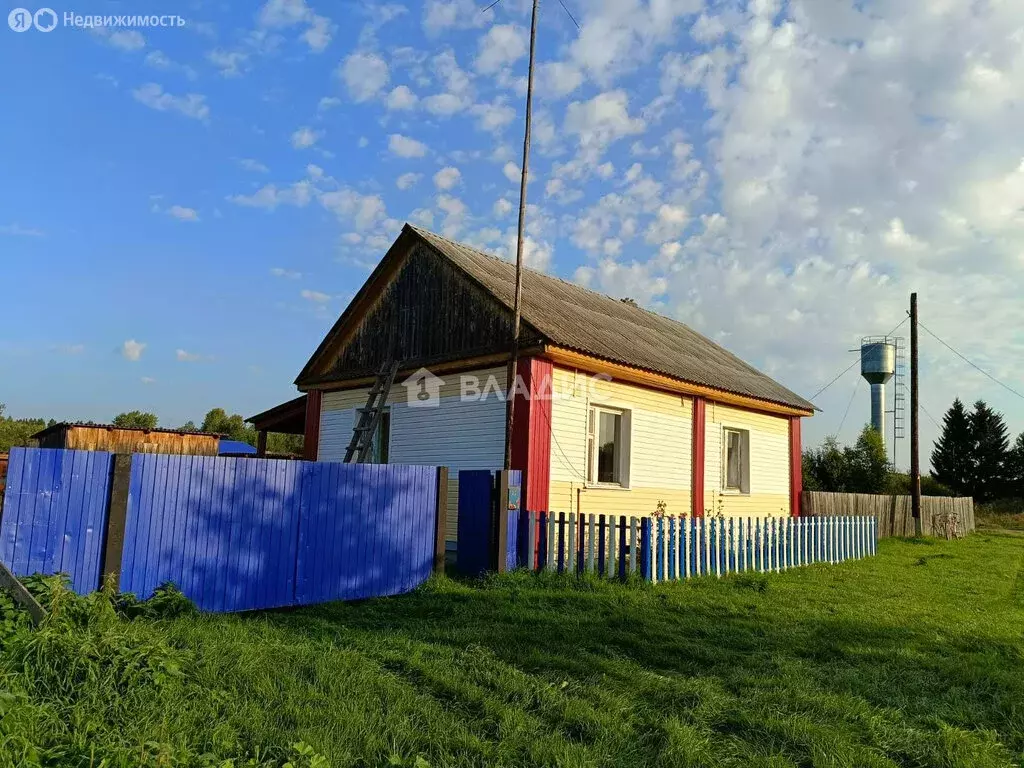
[910,292,922,535]
[503,0,539,470]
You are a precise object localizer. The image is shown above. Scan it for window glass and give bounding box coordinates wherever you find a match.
[725,429,743,490]
[597,410,621,484]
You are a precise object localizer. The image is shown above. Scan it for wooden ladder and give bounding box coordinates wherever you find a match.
[343,360,400,463]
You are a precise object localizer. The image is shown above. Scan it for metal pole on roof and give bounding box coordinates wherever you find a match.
[504,0,539,470]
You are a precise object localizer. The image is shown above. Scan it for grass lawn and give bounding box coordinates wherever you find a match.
[2,533,1024,767]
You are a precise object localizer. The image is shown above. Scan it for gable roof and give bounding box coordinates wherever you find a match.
[299,224,815,413]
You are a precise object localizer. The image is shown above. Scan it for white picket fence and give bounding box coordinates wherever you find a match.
[516,512,878,582]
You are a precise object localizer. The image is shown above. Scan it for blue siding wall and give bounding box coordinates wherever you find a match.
[0,448,113,594]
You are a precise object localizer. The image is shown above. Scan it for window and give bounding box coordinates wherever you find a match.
[723,427,749,493]
[370,410,390,464]
[587,406,625,485]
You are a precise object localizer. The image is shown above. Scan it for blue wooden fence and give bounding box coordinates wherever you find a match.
[1,448,442,611]
[517,512,877,580]
[0,448,114,594]
[456,469,521,575]
[121,455,440,611]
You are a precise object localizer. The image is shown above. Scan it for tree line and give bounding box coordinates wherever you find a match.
[0,404,302,456]
[804,398,1024,503]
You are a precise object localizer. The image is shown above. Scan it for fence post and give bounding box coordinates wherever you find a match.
[100,454,133,589]
[608,516,617,579]
[587,514,596,573]
[618,517,627,580]
[629,517,638,574]
[527,511,537,571]
[640,518,652,581]
[568,512,576,575]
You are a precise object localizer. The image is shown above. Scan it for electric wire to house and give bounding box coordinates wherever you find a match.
[836,377,861,435]
[918,321,1024,401]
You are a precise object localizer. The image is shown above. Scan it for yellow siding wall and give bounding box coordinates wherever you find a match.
[321,367,507,544]
[704,402,791,517]
[549,366,693,517]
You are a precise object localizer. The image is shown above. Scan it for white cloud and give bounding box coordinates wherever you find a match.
[397,172,422,190]
[257,0,333,52]
[140,376,156,384]
[104,29,146,51]
[121,339,146,362]
[227,182,313,209]
[300,289,331,303]
[424,93,470,116]
[564,90,645,151]
[318,96,341,112]
[132,83,210,122]
[0,224,44,237]
[339,52,389,102]
[320,189,388,231]
[538,61,583,98]
[386,85,418,110]
[423,0,485,36]
[145,50,197,79]
[291,126,322,149]
[168,205,200,222]
[388,133,428,158]
[207,49,248,77]
[270,267,302,279]
[176,349,204,362]
[436,194,468,237]
[644,204,689,244]
[503,162,520,184]
[237,158,269,173]
[474,24,527,74]
[493,198,513,218]
[433,166,462,190]
[471,100,516,133]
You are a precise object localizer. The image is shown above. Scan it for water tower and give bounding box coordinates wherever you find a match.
[860,338,896,447]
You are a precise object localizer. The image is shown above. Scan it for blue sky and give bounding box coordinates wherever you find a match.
[2,0,1023,466]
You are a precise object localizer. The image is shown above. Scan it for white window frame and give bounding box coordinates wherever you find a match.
[721,426,750,494]
[586,404,631,488]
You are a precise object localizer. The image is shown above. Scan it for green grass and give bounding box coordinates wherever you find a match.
[3,533,1024,767]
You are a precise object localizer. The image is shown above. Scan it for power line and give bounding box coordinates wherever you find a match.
[899,381,941,430]
[918,321,1024,401]
[810,316,908,401]
[837,377,860,435]
[556,0,581,28]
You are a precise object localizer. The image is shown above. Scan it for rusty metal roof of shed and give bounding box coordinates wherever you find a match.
[408,225,815,412]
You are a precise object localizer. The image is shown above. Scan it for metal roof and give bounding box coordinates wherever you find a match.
[408,225,815,412]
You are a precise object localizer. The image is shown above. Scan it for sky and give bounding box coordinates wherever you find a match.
[1,0,1023,469]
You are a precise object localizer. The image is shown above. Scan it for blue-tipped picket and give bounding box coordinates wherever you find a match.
[515,511,877,581]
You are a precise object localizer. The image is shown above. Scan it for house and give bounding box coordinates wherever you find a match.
[31,423,222,456]
[261,224,815,548]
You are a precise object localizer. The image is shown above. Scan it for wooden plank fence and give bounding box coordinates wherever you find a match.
[802,492,975,538]
[517,512,877,582]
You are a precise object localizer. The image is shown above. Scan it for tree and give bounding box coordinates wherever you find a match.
[970,400,1010,502]
[200,408,253,443]
[845,426,889,494]
[1005,432,1024,499]
[0,403,47,453]
[803,426,889,494]
[179,420,199,432]
[930,398,973,496]
[112,411,159,430]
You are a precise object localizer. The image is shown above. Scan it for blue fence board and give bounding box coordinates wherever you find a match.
[0,448,113,594]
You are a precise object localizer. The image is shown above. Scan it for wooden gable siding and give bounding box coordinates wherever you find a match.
[327,244,543,381]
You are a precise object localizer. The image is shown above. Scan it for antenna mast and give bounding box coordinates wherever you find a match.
[503,0,539,469]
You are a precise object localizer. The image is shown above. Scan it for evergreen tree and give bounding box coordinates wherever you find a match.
[969,400,1010,502]
[1005,432,1024,499]
[930,398,973,496]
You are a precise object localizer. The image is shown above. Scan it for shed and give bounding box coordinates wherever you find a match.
[30,423,222,456]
